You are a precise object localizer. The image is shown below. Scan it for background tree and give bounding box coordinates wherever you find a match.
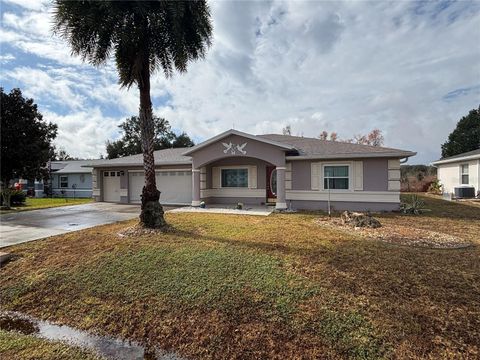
[172,132,195,148]
[347,129,384,146]
[106,116,194,159]
[0,88,57,207]
[53,1,212,228]
[282,125,292,135]
[441,106,480,158]
[51,148,77,160]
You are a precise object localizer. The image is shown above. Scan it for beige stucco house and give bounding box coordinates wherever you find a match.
[86,129,416,211]
[432,149,480,198]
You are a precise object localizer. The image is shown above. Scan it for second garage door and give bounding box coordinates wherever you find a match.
[129,170,192,205]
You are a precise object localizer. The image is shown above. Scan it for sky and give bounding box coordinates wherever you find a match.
[1,0,479,164]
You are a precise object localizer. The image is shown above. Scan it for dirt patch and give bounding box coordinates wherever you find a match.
[316,217,471,249]
[117,223,174,237]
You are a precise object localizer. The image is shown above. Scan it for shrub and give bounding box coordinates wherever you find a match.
[427,179,443,195]
[1,189,27,206]
[400,194,426,215]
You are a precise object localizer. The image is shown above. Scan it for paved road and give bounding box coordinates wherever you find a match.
[0,203,141,248]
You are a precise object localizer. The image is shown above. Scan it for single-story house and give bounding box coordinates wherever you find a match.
[87,129,416,211]
[432,149,480,198]
[35,160,103,198]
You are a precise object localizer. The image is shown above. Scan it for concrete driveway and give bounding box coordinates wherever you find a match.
[0,203,141,248]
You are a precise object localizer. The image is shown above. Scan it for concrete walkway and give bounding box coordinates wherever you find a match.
[0,203,140,248]
[167,205,275,216]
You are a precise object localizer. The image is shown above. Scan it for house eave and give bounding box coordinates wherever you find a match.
[431,154,480,166]
[286,151,416,161]
[84,160,193,168]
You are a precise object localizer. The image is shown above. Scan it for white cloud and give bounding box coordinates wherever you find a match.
[0,53,15,64]
[44,109,122,159]
[1,0,479,162]
[2,67,87,110]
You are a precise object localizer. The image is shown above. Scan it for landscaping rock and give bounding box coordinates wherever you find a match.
[341,211,382,228]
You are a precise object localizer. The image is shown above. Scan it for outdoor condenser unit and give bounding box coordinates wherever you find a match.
[454,186,475,199]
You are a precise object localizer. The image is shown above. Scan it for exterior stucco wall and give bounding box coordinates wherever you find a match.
[291,161,311,190]
[191,134,286,168]
[363,159,389,191]
[290,158,390,191]
[437,159,479,194]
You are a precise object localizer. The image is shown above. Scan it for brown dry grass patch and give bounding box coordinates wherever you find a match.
[1,194,479,359]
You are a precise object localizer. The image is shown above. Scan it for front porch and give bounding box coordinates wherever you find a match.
[192,157,287,210]
[184,130,294,211]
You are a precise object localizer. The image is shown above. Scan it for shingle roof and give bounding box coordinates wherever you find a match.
[438,148,480,161]
[85,148,191,168]
[88,133,415,168]
[258,134,415,159]
[54,160,105,173]
[431,148,480,165]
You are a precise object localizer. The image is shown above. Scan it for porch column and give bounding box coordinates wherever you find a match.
[192,168,201,206]
[276,166,287,210]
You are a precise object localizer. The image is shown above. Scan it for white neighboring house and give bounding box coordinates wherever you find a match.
[35,160,103,198]
[432,149,480,198]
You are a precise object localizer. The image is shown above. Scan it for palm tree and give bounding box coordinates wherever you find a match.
[53,1,212,228]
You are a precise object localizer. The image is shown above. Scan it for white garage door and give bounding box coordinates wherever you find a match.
[103,171,121,202]
[129,170,192,205]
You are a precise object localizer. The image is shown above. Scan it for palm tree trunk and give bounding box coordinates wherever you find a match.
[138,64,166,228]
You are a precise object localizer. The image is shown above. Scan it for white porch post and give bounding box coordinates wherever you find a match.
[276,166,287,210]
[192,168,201,206]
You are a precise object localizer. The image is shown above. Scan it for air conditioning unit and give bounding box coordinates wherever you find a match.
[454,186,475,199]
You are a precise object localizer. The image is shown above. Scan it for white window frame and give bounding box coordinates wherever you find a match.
[220,166,249,188]
[321,163,352,192]
[59,175,69,188]
[461,164,469,185]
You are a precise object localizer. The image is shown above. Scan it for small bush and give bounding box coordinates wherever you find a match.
[400,194,426,215]
[1,190,27,206]
[427,179,443,195]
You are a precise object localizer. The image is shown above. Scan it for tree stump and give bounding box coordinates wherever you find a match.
[341,211,382,228]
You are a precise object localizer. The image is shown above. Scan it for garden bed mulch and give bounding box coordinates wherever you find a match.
[316,217,471,249]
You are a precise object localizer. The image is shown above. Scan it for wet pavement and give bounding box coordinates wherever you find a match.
[0,203,141,248]
[0,311,184,360]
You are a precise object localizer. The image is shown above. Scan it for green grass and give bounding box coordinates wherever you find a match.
[1,194,479,359]
[44,246,315,319]
[0,330,102,360]
[1,197,92,213]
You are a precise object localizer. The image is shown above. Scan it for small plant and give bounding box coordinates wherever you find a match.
[236,202,244,210]
[1,189,27,208]
[400,194,426,215]
[427,179,443,195]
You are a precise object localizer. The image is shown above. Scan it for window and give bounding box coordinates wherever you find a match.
[221,168,248,188]
[461,164,469,184]
[324,165,349,190]
[104,172,109,177]
[110,171,116,177]
[60,176,68,188]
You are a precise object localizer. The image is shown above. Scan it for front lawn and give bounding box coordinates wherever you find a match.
[0,197,92,213]
[1,194,479,359]
[0,330,102,360]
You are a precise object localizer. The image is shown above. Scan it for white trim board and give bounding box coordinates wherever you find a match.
[286,190,400,203]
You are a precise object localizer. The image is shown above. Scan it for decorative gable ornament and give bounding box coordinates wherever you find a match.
[222,142,247,155]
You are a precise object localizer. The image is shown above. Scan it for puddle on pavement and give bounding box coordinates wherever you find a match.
[0,311,184,360]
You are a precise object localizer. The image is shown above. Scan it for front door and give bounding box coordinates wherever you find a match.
[266,166,277,203]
